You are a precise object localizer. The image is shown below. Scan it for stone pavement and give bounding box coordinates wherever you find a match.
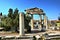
[0,29,60,40]
[0,29,60,36]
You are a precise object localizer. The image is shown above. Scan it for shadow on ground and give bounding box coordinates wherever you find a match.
[25,30,46,34]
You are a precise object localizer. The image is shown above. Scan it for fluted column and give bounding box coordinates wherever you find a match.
[39,15,42,29]
[46,16,48,29]
[31,14,34,30]
[43,15,47,30]
[19,13,24,36]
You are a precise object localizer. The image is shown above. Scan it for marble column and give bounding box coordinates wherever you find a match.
[43,15,48,30]
[39,15,42,29]
[46,16,48,29]
[31,14,34,30]
[19,13,24,36]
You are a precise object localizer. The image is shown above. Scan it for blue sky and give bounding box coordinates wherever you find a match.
[0,0,60,20]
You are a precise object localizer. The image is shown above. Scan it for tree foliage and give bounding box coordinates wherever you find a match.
[24,13,32,32]
[58,16,60,20]
[8,8,13,18]
[1,8,19,31]
[1,8,31,32]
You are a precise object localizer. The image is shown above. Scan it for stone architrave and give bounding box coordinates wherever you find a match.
[19,13,24,36]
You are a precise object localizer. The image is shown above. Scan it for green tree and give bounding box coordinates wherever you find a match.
[1,8,32,33]
[0,12,2,27]
[58,16,60,20]
[1,15,11,31]
[8,8,13,18]
[13,8,19,19]
[7,8,14,31]
[24,13,32,33]
[1,8,19,31]
[13,8,19,32]
[13,8,19,27]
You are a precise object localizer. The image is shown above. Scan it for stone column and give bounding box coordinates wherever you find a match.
[39,15,42,30]
[46,16,48,29]
[31,14,34,30]
[43,15,47,30]
[19,13,24,36]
